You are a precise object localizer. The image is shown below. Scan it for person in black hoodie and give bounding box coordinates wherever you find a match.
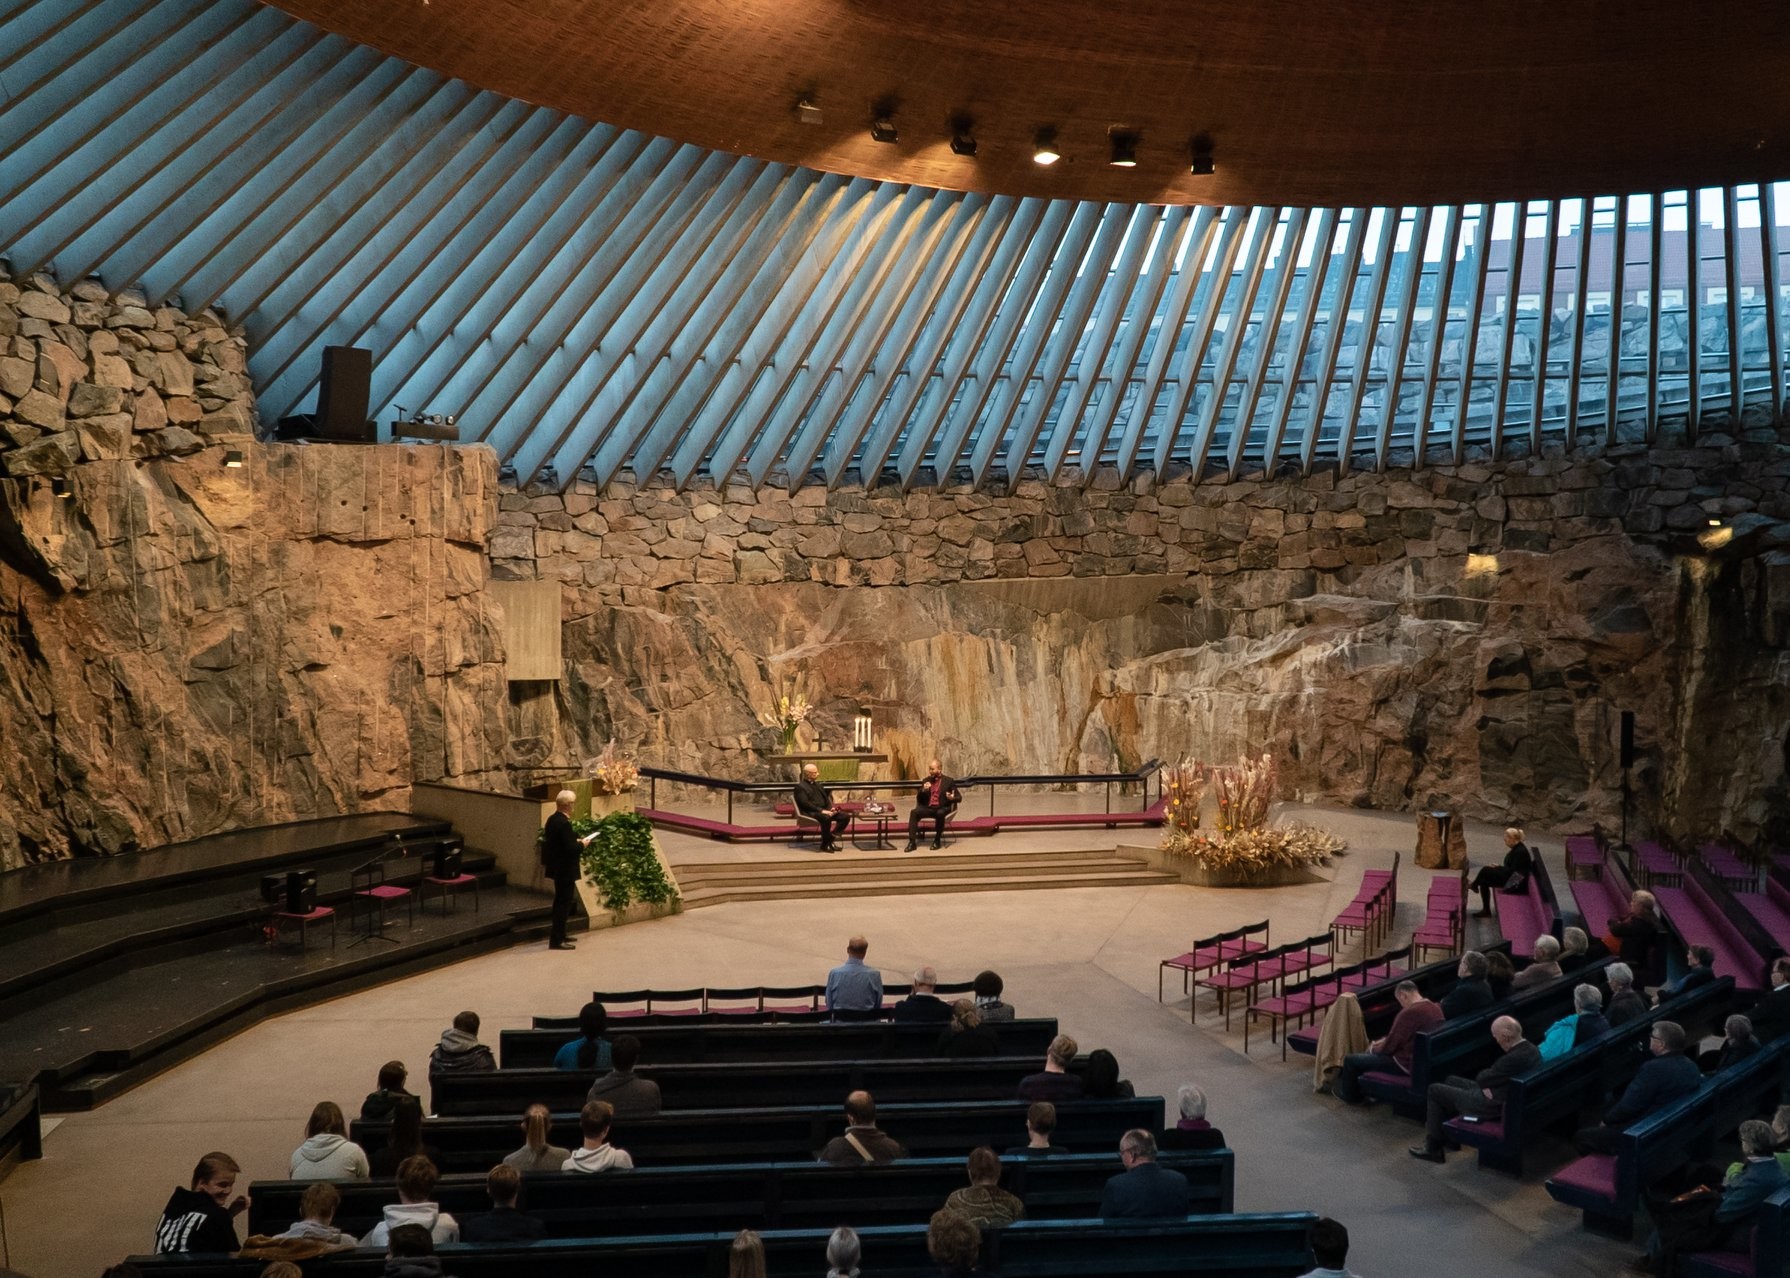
[155,1152,249,1254]
[385,1223,451,1278]
[430,1011,496,1074]
[361,1061,419,1123]
[459,1164,546,1242]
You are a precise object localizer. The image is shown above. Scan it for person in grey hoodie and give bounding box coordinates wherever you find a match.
[563,1100,635,1173]
[290,1101,370,1181]
[429,1011,496,1074]
[384,1223,449,1278]
[360,1156,460,1247]
[584,1035,662,1118]
[277,1182,359,1254]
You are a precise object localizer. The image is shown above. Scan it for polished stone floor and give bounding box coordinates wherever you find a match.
[2,804,1641,1278]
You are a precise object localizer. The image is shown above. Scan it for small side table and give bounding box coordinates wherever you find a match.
[853,812,896,850]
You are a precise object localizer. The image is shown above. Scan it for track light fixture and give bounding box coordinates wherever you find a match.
[794,96,822,126]
[1032,127,1061,166]
[1189,134,1216,175]
[870,98,899,144]
[1108,129,1139,168]
[949,115,977,158]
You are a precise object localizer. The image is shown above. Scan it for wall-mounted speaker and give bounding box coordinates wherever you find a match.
[1620,710,1636,770]
[316,345,374,441]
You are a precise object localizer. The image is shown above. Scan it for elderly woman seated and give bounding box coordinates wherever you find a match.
[1158,1083,1225,1150]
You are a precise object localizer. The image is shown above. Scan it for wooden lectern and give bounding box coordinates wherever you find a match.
[1416,810,1467,869]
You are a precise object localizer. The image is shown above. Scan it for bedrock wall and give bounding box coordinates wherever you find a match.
[496,437,1790,844]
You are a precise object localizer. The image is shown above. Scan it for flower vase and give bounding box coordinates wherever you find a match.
[780,725,797,755]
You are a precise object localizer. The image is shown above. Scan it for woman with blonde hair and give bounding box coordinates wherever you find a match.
[1608,888,1667,978]
[938,998,999,1057]
[502,1103,570,1172]
[728,1228,766,1278]
[1469,827,1533,918]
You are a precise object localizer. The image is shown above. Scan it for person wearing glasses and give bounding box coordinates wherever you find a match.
[1573,1020,1701,1154]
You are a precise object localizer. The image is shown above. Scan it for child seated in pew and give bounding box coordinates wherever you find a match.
[564,1100,635,1172]
[502,1103,571,1172]
[384,1222,455,1278]
[154,1151,250,1254]
[1080,1049,1135,1099]
[361,1156,460,1248]
[553,1001,612,1071]
[271,1181,358,1254]
[369,1096,442,1180]
[459,1164,545,1242]
[1004,1101,1068,1157]
[825,1226,862,1278]
[728,1229,766,1278]
[361,1061,419,1123]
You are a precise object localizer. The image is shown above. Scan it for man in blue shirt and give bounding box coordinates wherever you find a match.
[826,936,883,1019]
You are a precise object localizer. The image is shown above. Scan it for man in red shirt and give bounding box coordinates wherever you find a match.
[904,758,962,852]
[1331,980,1443,1104]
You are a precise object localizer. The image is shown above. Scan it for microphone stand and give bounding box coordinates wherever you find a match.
[347,834,409,948]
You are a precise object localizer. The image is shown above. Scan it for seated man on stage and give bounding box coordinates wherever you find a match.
[905,758,962,853]
[794,763,851,853]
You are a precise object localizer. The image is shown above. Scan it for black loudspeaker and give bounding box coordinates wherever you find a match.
[286,870,317,915]
[431,843,463,880]
[1620,711,1636,769]
[260,874,285,907]
[316,345,374,441]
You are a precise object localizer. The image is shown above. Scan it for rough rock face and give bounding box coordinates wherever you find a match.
[499,438,1790,844]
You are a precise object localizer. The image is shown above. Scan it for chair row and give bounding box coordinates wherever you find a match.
[498,1017,1061,1070]
[1157,920,1270,1004]
[1330,854,1399,952]
[1412,867,1466,964]
[1444,976,1737,1174]
[352,1096,1165,1174]
[129,1214,1323,1278]
[1197,935,1333,1031]
[1544,1036,1790,1238]
[1245,947,1412,1059]
[430,1055,1071,1117]
[246,1149,1235,1240]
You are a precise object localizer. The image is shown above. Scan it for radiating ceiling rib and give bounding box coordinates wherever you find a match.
[1409,208,1463,467]
[1604,196,1631,444]
[1724,186,1745,423]
[1761,182,1786,413]
[1685,196,1704,438]
[1189,206,1282,477]
[1525,201,1560,450]
[1298,210,1371,473]
[1035,205,1160,482]
[1646,197,1665,441]
[1150,206,1251,474]
[1561,198,1595,451]
[1226,208,1309,477]
[1449,207,1496,463]
[1257,209,1340,469]
[1375,207,1435,468]
[1332,208,1401,472]
[1487,202,1531,456]
[896,199,1059,490]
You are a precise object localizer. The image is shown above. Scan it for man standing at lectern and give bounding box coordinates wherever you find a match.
[795,763,851,853]
[905,759,961,853]
[541,790,586,951]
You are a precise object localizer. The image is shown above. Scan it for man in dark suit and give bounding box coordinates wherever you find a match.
[1440,950,1495,1018]
[540,789,587,951]
[1099,1129,1190,1221]
[1574,1019,1702,1153]
[794,763,851,853]
[1410,1015,1542,1162]
[1747,958,1790,1041]
[905,758,961,852]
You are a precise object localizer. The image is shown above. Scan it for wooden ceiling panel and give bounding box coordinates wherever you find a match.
[261,0,1790,206]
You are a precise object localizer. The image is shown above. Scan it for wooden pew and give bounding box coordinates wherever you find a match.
[1287,943,1513,1058]
[246,1149,1234,1239]
[431,1055,1073,1116]
[1679,1185,1790,1278]
[352,1095,1165,1173]
[1497,840,1563,959]
[1444,976,1736,1173]
[498,1017,1061,1068]
[128,1214,1322,1278]
[1544,1038,1790,1237]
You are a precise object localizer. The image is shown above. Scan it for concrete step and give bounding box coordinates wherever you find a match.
[678,864,1180,907]
[674,852,1143,888]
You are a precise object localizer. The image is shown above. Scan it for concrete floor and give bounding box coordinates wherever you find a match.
[2,804,1642,1278]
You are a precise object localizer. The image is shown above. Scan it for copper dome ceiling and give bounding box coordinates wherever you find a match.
[264,0,1790,207]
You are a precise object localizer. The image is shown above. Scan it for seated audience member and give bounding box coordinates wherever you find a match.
[360,1061,417,1122]
[1441,951,1494,1018]
[585,1034,663,1117]
[430,1010,496,1073]
[826,1225,863,1278]
[459,1164,545,1242]
[973,970,1016,1022]
[383,1223,447,1278]
[820,1089,906,1165]
[1017,1034,1083,1102]
[260,1263,303,1278]
[1334,980,1443,1104]
[895,966,954,1023]
[794,762,851,853]
[564,1100,634,1172]
[1749,957,1790,1042]
[275,1181,358,1254]
[361,1155,460,1248]
[729,1229,766,1278]
[927,1207,982,1277]
[1484,950,1516,1001]
[1608,889,1667,976]
[944,1147,1026,1227]
[155,1152,249,1254]
[1574,1020,1701,1154]
[1510,935,1564,992]
[1158,1083,1225,1150]
[1656,944,1716,1004]
[1470,827,1534,917]
[554,1000,613,1071]
[1298,1216,1358,1278]
[1080,1048,1135,1099]
[1539,985,1609,1061]
[1100,1129,1191,1222]
[1636,1119,1790,1275]
[1409,1016,1540,1163]
[1005,1101,1067,1157]
[1700,1014,1762,1073]
[1558,926,1605,974]
[1605,963,1649,1028]
[826,936,884,1020]
[503,1103,571,1172]
[938,1000,1000,1057]
[370,1096,442,1179]
[290,1100,369,1180]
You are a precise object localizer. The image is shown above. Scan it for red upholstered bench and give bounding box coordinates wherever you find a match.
[1546,1152,1619,1207]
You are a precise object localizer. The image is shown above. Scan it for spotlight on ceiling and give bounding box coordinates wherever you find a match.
[1189,133,1217,176]
[870,100,899,144]
[1707,517,1723,527]
[1108,129,1139,168]
[1032,127,1061,166]
[795,96,823,126]
[949,115,977,158]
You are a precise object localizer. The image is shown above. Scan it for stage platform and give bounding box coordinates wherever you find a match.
[0,813,553,1110]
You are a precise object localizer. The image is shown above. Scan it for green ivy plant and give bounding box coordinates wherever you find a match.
[572,811,679,914]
